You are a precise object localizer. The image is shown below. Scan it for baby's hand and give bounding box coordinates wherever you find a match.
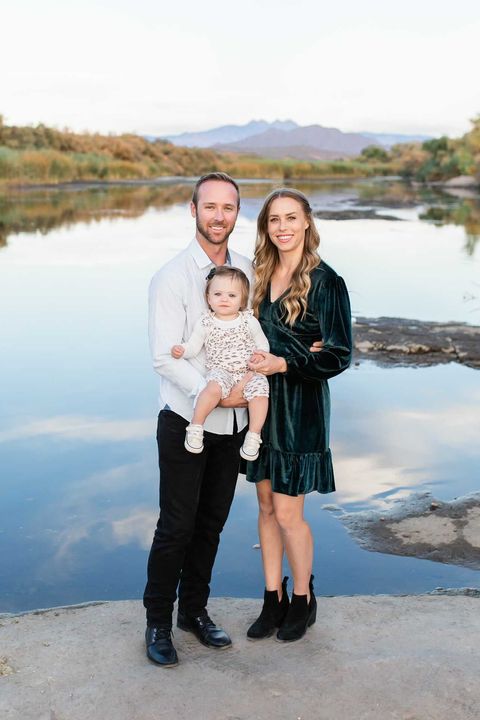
[171,345,185,359]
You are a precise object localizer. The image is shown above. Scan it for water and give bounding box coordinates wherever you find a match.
[1,179,479,613]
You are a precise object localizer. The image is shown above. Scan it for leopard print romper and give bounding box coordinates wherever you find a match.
[201,311,269,401]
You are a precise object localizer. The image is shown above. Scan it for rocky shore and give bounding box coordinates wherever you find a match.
[326,491,480,570]
[1,594,479,720]
[354,316,480,369]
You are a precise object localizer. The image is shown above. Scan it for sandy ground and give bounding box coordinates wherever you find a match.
[1,594,479,720]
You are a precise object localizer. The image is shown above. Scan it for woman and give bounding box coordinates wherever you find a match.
[246,188,352,642]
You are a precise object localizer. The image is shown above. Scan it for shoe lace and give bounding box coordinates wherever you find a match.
[151,626,173,641]
[195,613,216,630]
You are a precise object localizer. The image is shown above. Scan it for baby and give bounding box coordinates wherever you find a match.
[171,266,269,461]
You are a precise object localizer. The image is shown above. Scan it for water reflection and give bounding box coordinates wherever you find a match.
[0,179,479,613]
[1,179,479,253]
[420,199,480,256]
[0,183,193,249]
[1,362,479,613]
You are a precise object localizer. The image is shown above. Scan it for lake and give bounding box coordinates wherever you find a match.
[0,178,479,613]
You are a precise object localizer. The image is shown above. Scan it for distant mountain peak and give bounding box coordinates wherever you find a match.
[157,120,432,158]
[163,119,299,148]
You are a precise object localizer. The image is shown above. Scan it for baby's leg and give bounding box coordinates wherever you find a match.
[192,381,223,425]
[247,396,269,434]
[244,373,270,432]
[240,374,270,461]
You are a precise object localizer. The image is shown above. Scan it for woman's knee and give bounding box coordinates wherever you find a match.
[273,503,304,532]
[256,483,275,518]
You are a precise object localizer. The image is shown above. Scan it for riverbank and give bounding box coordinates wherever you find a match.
[1,594,479,720]
[353,316,480,369]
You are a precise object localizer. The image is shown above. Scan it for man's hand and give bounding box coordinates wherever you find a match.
[218,371,253,408]
[171,345,185,359]
[310,340,324,352]
[248,350,287,375]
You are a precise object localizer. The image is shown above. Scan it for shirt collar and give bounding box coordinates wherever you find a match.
[189,238,232,270]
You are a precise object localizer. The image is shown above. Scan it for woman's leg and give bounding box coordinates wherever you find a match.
[256,479,284,598]
[272,493,313,600]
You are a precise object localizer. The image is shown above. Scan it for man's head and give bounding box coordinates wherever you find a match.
[191,173,240,248]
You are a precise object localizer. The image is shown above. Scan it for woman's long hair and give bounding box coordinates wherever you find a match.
[252,188,320,326]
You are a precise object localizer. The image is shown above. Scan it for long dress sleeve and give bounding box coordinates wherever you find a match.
[284,275,352,383]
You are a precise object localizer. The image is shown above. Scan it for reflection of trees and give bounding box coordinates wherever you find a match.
[2,180,479,257]
[0,184,193,250]
[356,181,448,208]
[419,198,480,256]
[356,180,479,257]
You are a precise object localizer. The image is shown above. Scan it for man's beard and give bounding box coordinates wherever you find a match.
[196,218,233,245]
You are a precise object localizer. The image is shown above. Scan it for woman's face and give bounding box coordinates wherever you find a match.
[267,197,309,255]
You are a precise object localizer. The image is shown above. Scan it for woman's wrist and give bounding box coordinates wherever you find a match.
[277,357,288,373]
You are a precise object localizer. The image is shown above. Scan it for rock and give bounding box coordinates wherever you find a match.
[353,317,480,369]
[337,491,480,569]
[0,657,14,676]
[443,175,478,188]
[1,597,480,720]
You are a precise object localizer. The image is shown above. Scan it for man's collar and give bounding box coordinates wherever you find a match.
[189,238,232,269]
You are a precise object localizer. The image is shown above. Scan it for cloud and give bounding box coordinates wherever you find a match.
[111,509,158,550]
[0,415,154,443]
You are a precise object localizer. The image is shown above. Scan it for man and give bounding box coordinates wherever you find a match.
[144,172,252,666]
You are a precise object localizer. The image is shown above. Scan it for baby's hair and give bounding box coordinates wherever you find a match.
[205,266,250,311]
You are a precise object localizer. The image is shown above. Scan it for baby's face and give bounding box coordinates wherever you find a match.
[207,276,243,318]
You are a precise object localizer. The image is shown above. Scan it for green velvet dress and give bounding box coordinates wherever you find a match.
[246,261,352,496]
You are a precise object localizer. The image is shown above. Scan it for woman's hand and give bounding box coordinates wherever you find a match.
[310,340,324,352]
[248,350,287,376]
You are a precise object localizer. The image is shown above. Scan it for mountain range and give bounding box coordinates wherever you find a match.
[162,120,431,161]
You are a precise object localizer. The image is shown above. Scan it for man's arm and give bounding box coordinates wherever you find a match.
[149,271,206,398]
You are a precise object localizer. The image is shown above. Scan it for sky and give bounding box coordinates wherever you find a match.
[2,0,479,139]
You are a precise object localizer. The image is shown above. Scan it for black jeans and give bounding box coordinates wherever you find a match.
[143,409,244,626]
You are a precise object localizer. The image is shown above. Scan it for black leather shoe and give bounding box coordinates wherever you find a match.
[247,576,290,640]
[145,625,178,666]
[276,575,317,643]
[177,610,232,649]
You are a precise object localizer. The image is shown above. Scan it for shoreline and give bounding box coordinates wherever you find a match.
[1,585,479,620]
[0,174,381,192]
[1,174,478,193]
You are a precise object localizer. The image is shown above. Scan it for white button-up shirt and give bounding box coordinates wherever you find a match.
[148,238,253,434]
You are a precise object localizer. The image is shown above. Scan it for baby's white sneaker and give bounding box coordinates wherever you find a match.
[240,431,262,461]
[185,424,204,454]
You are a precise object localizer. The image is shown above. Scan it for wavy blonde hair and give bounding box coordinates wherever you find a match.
[252,188,320,326]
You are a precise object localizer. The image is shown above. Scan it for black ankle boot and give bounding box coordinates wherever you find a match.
[247,576,290,640]
[276,575,316,642]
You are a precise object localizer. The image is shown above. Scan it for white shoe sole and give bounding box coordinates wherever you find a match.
[184,440,204,454]
[239,447,259,461]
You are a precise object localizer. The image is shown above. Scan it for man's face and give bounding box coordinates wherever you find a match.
[191,180,239,246]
